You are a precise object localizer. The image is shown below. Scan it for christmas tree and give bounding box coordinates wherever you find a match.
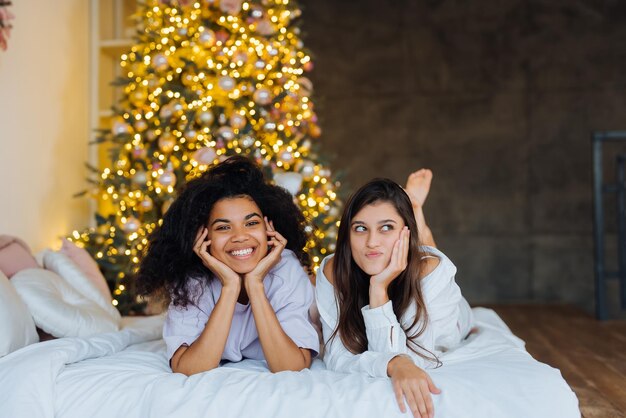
[72,0,341,314]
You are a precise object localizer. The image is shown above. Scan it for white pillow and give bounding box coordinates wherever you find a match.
[42,250,121,325]
[0,271,39,357]
[11,268,119,338]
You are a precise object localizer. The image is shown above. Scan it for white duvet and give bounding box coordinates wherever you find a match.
[0,308,580,418]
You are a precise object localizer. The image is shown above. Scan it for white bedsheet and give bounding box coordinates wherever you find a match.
[0,308,580,418]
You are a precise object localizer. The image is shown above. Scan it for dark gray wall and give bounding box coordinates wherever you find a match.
[302,0,626,314]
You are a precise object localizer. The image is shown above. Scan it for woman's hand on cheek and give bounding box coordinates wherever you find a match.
[193,227,240,290]
[244,218,286,288]
[370,226,410,291]
[388,355,440,418]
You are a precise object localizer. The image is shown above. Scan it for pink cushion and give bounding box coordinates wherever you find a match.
[59,239,112,301]
[0,236,38,278]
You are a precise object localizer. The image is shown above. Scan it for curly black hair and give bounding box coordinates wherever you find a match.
[136,156,310,308]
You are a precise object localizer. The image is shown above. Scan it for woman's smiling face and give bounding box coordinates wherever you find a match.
[207,195,268,274]
[349,200,405,276]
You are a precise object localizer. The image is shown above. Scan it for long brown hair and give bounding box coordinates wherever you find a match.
[331,178,436,361]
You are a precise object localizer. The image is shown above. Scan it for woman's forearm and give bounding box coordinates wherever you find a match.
[172,285,239,375]
[246,282,311,372]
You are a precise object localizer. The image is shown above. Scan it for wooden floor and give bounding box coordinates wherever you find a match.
[491,305,626,418]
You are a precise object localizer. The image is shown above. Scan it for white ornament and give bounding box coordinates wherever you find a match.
[218,76,236,91]
[241,135,255,148]
[274,171,303,196]
[132,171,148,185]
[112,121,130,136]
[217,126,235,141]
[319,168,331,178]
[299,160,315,179]
[279,151,294,163]
[152,54,169,71]
[123,217,141,233]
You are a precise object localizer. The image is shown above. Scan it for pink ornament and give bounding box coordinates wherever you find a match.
[132,147,147,159]
[297,77,313,96]
[219,0,243,15]
[256,19,274,36]
[192,147,217,165]
[215,30,230,44]
[158,171,177,187]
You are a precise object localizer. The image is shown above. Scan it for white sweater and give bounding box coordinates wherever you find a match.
[315,246,474,378]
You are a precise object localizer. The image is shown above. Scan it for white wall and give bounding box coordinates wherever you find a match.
[0,0,90,252]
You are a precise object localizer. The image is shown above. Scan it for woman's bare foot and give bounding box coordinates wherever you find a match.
[405,169,433,208]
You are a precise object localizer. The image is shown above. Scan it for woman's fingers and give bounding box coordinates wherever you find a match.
[395,228,405,267]
[419,380,435,418]
[200,239,211,255]
[400,384,421,418]
[412,386,429,418]
[393,382,407,413]
[391,228,409,273]
[266,230,287,246]
[426,374,441,394]
[193,227,207,251]
[401,227,410,269]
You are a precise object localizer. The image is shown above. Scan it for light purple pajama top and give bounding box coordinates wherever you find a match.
[163,249,320,363]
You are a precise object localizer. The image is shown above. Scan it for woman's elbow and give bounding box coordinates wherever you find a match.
[172,360,220,376]
[269,350,312,373]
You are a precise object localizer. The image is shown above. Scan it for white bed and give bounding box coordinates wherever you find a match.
[0,307,580,418]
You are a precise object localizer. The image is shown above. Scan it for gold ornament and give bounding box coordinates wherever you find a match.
[253,88,272,105]
[196,110,215,126]
[198,28,216,47]
[138,196,154,211]
[129,88,148,107]
[134,119,148,132]
[229,113,246,129]
[158,132,177,153]
[115,158,129,170]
